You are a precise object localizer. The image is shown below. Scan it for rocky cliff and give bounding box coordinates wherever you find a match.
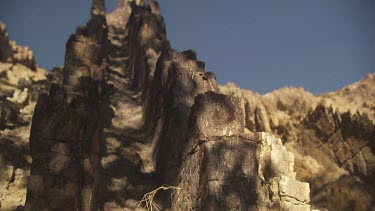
[0,0,374,210]
[0,21,52,210]
[220,74,375,210]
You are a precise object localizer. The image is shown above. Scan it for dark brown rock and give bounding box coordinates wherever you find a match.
[3,0,373,210]
[24,1,107,210]
[18,1,312,210]
[172,92,310,210]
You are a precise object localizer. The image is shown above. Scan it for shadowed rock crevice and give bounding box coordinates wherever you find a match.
[22,0,310,209]
[24,0,107,209]
[1,0,373,210]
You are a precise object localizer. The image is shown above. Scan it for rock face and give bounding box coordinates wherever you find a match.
[220,74,375,210]
[0,0,373,211]
[0,23,50,210]
[173,92,310,210]
[20,0,310,210]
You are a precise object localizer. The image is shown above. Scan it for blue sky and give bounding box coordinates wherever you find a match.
[1,0,374,94]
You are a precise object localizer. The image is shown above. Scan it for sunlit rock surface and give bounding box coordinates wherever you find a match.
[0,23,51,211]
[221,74,375,210]
[0,0,374,210]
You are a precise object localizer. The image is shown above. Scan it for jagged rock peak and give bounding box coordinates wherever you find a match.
[0,22,49,211]
[106,0,132,29]
[322,73,375,120]
[1,0,373,210]
[21,1,314,210]
[91,0,106,16]
[0,22,36,70]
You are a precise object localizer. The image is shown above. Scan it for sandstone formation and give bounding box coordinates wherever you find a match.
[0,0,374,210]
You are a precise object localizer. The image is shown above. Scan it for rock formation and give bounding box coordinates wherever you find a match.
[0,23,50,210]
[220,74,375,210]
[0,0,374,210]
[22,0,310,210]
[0,22,36,71]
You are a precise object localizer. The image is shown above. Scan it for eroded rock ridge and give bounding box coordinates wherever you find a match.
[0,0,373,210]
[23,0,310,210]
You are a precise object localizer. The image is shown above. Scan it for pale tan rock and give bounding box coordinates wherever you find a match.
[220,74,375,210]
[6,88,28,106]
[257,132,310,211]
[0,22,37,70]
[0,165,14,196]
[322,73,375,121]
[0,24,48,211]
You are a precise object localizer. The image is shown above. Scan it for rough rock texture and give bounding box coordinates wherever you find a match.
[0,22,36,71]
[0,0,373,210]
[0,23,50,211]
[20,0,312,210]
[220,74,375,210]
[173,92,310,210]
[24,0,107,209]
